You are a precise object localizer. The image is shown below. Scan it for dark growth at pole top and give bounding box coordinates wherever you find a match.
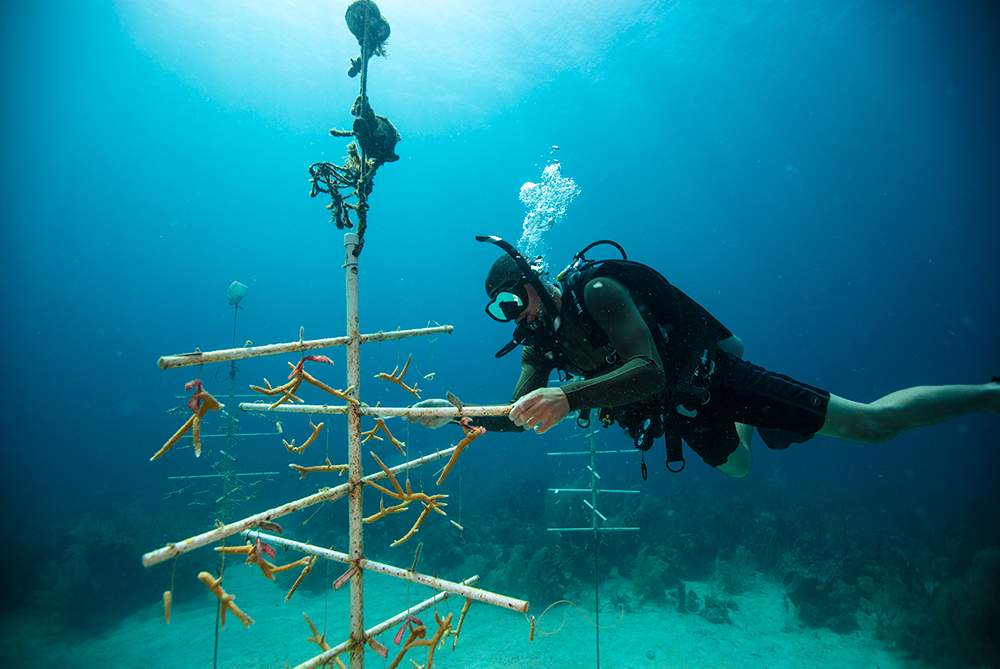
[308,0,401,257]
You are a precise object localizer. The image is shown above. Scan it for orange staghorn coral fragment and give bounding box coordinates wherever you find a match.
[289,457,349,479]
[410,611,452,669]
[375,354,421,398]
[151,387,223,461]
[285,419,324,454]
[215,543,253,556]
[452,599,472,650]
[367,453,447,506]
[301,612,349,668]
[365,452,448,546]
[435,422,485,485]
[269,556,311,575]
[303,611,331,651]
[361,418,406,454]
[387,618,428,669]
[367,451,405,496]
[302,370,358,405]
[285,556,316,602]
[249,378,278,395]
[198,572,254,629]
[183,380,217,457]
[363,498,410,524]
[215,541,292,580]
[391,503,434,548]
[252,354,356,411]
[250,374,304,410]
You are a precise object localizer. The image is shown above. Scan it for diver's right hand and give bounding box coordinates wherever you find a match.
[408,399,454,429]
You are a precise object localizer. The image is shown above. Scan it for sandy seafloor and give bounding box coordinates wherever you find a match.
[1,558,920,669]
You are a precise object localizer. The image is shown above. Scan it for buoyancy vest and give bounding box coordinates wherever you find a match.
[560,259,732,404]
[552,243,736,469]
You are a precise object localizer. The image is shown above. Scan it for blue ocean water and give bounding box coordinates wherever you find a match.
[1,1,998,666]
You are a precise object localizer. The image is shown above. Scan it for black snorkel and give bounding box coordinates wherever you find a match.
[476,234,562,358]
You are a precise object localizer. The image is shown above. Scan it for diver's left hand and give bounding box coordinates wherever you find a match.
[509,388,570,434]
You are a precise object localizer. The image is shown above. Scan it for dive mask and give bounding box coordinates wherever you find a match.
[485,282,529,322]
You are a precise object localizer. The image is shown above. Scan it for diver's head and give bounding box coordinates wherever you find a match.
[484,254,561,324]
[478,234,562,326]
[485,255,530,322]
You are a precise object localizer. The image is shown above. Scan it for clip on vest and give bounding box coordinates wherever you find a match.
[665,434,685,473]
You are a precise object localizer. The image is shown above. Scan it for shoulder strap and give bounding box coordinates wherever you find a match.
[558,262,607,346]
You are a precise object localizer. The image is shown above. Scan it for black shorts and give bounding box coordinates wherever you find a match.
[679,353,830,467]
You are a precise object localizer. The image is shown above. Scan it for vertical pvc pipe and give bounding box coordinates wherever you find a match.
[344,233,364,668]
[590,433,601,669]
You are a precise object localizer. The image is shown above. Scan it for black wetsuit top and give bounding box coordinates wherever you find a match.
[476,276,665,432]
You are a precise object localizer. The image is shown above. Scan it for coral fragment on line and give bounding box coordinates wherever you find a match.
[375,354,421,398]
[251,353,357,410]
[198,572,254,628]
[151,382,223,461]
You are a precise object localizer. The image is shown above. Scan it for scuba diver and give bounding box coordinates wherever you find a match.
[411,236,1000,479]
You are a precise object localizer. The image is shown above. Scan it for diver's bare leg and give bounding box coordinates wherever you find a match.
[716,422,754,478]
[818,382,1000,444]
